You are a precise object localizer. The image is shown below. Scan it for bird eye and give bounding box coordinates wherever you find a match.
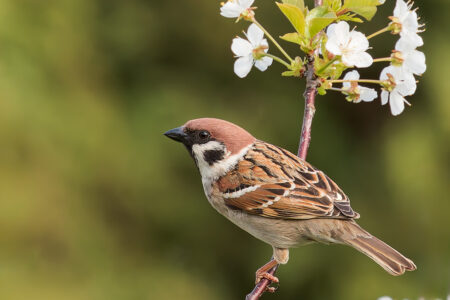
[198,131,210,140]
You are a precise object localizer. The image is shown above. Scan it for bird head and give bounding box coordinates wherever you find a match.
[164,118,255,178]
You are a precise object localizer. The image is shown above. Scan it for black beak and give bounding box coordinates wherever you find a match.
[164,126,188,143]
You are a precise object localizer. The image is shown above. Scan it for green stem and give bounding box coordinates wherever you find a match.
[373,57,393,63]
[329,79,386,85]
[253,20,294,63]
[263,53,291,69]
[367,26,391,40]
[328,87,345,92]
[317,57,339,75]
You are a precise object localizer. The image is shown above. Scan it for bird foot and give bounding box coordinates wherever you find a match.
[253,258,280,293]
[255,271,279,285]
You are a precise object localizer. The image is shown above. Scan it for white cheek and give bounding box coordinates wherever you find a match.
[192,141,227,178]
[192,141,225,164]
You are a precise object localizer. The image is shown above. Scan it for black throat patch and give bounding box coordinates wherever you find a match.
[203,149,225,165]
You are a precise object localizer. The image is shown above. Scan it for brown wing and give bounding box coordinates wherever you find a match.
[216,141,359,220]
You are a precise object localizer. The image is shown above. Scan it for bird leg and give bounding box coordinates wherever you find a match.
[255,258,279,285]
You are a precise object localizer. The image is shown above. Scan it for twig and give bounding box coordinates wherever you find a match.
[297,0,322,160]
[245,1,322,299]
[245,265,278,300]
[298,55,318,160]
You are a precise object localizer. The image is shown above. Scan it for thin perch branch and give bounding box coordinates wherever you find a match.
[245,0,322,299]
[297,0,322,160]
[245,265,278,300]
[298,55,318,160]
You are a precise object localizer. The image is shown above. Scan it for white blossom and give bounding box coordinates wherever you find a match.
[326,21,373,68]
[392,0,423,49]
[231,24,272,78]
[395,42,426,75]
[220,0,254,19]
[377,297,393,300]
[342,71,378,103]
[380,66,416,116]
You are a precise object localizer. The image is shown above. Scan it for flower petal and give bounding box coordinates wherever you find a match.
[393,0,409,19]
[347,31,369,52]
[360,87,378,102]
[395,37,419,52]
[389,91,406,116]
[234,55,254,78]
[380,66,394,81]
[254,56,273,72]
[402,11,419,35]
[404,49,426,75]
[220,2,243,18]
[343,51,373,68]
[381,90,389,105]
[326,23,337,39]
[326,39,343,56]
[238,0,254,9]
[247,24,264,47]
[396,75,417,96]
[343,70,359,89]
[343,70,360,80]
[399,32,423,49]
[333,22,351,44]
[231,37,253,57]
[325,22,349,55]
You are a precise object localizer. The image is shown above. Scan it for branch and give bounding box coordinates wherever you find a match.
[298,0,321,160]
[298,55,318,160]
[245,265,278,300]
[245,1,322,299]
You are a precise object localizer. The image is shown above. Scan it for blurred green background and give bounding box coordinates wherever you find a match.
[0,0,448,299]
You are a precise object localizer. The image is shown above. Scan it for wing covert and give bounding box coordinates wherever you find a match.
[216,141,359,220]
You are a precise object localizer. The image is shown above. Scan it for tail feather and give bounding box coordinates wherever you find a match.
[343,223,416,276]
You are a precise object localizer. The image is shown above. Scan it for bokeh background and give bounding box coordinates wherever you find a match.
[0,0,448,299]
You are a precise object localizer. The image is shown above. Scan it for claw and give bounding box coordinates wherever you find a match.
[266,286,277,293]
[255,271,279,285]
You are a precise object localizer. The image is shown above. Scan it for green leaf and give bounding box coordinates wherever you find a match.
[281,0,305,11]
[276,2,306,35]
[323,0,342,11]
[279,32,302,45]
[343,0,382,21]
[282,70,297,77]
[338,13,363,23]
[317,85,327,95]
[305,6,337,38]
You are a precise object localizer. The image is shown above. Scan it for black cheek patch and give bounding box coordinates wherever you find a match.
[203,149,225,165]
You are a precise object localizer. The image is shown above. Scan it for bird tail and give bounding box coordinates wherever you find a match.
[342,222,416,276]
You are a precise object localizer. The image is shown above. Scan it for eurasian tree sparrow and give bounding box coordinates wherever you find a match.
[164,118,416,283]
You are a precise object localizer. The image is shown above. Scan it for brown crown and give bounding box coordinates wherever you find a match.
[184,118,256,155]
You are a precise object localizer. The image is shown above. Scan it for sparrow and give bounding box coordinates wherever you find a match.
[164,118,416,283]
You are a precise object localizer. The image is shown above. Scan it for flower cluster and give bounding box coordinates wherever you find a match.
[219,0,426,116]
[379,0,426,115]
